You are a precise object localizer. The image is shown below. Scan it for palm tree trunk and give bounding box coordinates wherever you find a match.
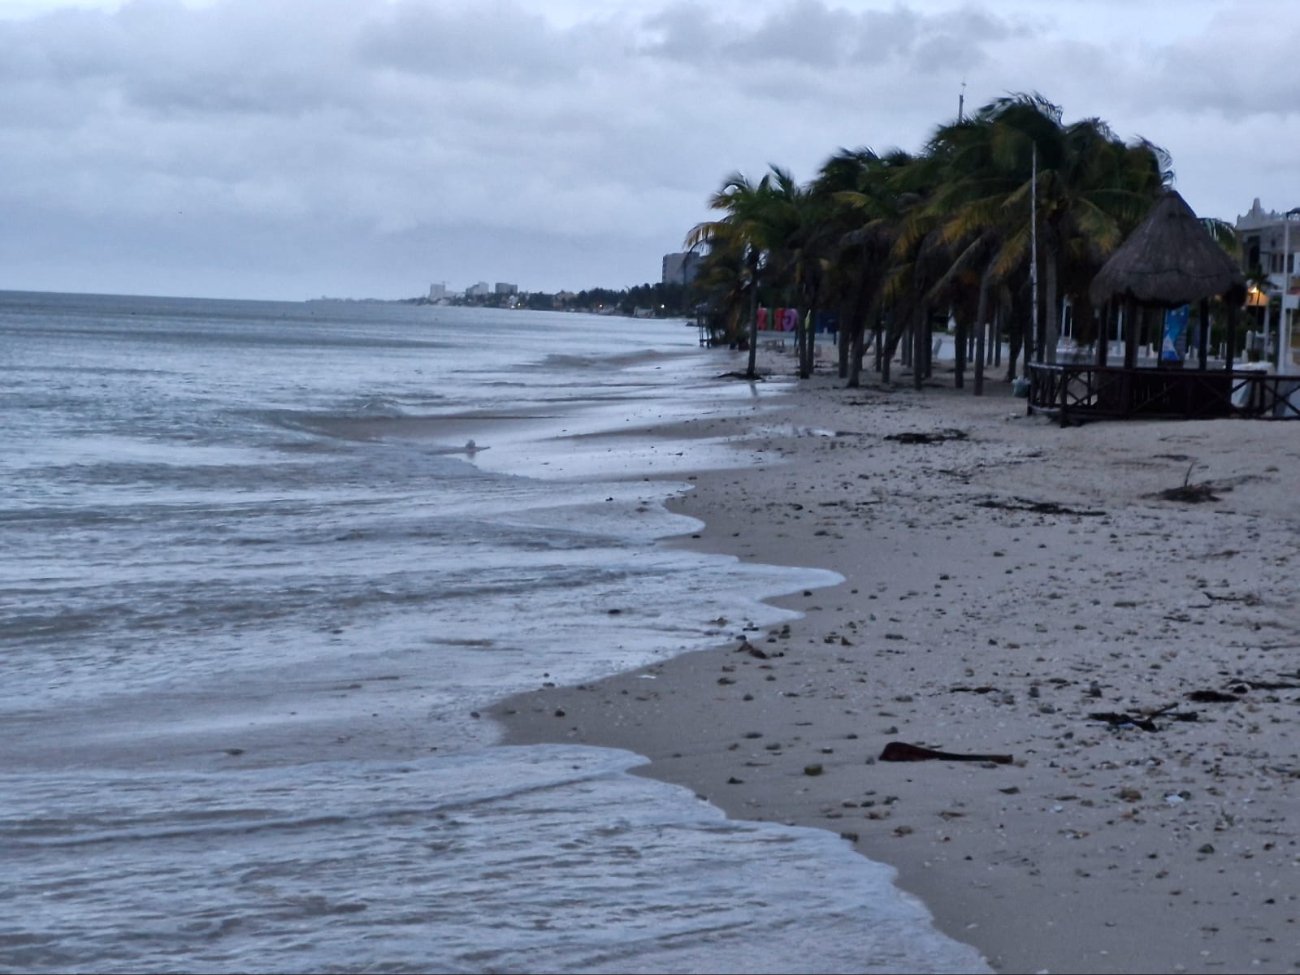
[923,313,934,379]
[992,294,1003,367]
[872,309,884,375]
[974,264,992,396]
[913,306,927,390]
[881,312,908,384]
[745,273,759,378]
[848,323,863,387]
[954,315,966,389]
[837,296,852,379]
[800,313,811,377]
[793,304,805,377]
[799,308,813,379]
[801,283,819,379]
[844,274,874,386]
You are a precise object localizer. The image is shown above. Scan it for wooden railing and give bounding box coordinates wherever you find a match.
[1027,363,1300,425]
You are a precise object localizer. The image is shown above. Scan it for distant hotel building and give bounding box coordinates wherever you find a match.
[494,282,518,295]
[465,281,491,298]
[428,282,447,301]
[1236,198,1298,293]
[662,251,702,287]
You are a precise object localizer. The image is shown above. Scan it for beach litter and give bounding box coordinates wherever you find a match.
[975,496,1106,517]
[884,428,968,445]
[1150,461,1224,503]
[1088,703,1201,732]
[879,741,1013,765]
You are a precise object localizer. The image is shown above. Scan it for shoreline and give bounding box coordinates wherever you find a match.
[493,349,1300,974]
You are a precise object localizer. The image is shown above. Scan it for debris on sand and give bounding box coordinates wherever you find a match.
[879,741,1013,764]
[1088,702,1201,732]
[884,428,968,445]
[976,496,1105,517]
[1154,482,1222,503]
[1151,461,1225,503]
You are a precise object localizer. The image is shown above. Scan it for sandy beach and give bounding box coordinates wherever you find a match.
[494,345,1300,974]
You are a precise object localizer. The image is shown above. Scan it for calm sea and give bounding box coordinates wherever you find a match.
[0,292,988,974]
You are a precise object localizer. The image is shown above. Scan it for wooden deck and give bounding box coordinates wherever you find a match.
[1027,363,1300,425]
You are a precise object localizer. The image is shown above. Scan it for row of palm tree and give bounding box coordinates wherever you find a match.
[685,93,1175,391]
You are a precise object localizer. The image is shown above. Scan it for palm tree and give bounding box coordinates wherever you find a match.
[686,174,765,377]
[686,167,814,379]
[685,92,1178,392]
[757,167,823,379]
[874,146,952,386]
[690,228,750,347]
[812,147,915,387]
[922,94,1169,377]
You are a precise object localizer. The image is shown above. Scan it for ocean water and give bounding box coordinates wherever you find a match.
[0,292,988,974]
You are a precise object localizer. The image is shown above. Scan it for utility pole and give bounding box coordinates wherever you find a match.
[1029,144,1038,370]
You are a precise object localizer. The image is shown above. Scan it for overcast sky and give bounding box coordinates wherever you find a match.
[0,0,1295,301]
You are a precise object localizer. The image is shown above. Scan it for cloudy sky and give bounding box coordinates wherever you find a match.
[0,0,1295,301]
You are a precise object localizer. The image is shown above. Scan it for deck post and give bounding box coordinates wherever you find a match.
[1123,297,1138,369]
[1122,297,1138,416]
[1197,299,1210,370]
[1096,302,1110,368]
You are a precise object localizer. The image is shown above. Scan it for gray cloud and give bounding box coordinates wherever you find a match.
[0,0,1294,300]
[357,1,597,85]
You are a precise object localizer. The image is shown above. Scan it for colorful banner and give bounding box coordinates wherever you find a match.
[1161,305,1190,362]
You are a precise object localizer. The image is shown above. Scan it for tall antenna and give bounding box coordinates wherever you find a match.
[958,79,966,122]
[1029,143,1039,371]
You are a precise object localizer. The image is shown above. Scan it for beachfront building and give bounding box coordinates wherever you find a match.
[1236,199,1299,290]
[1235,199,1300,365]
[662,251,701,287]
[465,281,491,298]
[1026,190,1300,423]
[494,282,518,295]
[428,282,447,301]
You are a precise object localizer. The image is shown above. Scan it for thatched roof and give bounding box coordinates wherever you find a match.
[1090,190,1246,308]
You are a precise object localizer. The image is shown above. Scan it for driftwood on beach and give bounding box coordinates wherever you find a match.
[975,496,1106,517]
[879,741,1014,764]
[884,428,968,445]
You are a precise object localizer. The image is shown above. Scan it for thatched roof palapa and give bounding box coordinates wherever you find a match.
[1090,190,1246,308]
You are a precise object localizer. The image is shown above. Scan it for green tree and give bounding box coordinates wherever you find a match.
[921,94,1168,379]
[685,92,1180,392]
[686,166,819,378]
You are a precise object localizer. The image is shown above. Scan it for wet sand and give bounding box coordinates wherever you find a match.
[494,347,1300,974]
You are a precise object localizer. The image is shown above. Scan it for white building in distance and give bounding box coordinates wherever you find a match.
[662,251,702,287]
[1236,198,1299,292]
